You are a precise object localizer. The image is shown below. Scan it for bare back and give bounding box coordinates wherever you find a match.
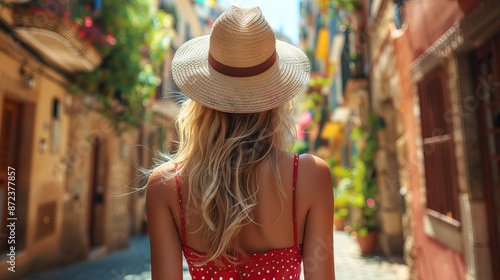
[147,151,335,279]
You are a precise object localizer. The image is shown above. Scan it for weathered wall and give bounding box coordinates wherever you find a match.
[0,29,70,278]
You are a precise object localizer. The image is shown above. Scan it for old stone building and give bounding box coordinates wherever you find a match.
[370,0,500,278]
[0,1,178,279]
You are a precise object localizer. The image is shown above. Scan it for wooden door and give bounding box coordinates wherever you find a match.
[0,99,22,252]
[88,137,105,248]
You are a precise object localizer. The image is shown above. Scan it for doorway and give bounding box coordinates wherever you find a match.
[0,98,22,252]
[88,137,105,248]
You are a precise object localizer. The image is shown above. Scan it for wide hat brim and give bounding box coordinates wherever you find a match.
[172,35,310,113]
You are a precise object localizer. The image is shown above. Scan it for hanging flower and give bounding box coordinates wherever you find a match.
[366,198,376,209]
[106,34,117,46]
[77,29,88,39]
[84,16,92,27]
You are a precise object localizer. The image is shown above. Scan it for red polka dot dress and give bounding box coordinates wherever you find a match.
[175,154,303,280]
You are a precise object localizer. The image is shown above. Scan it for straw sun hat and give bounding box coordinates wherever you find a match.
[172,6,310,113]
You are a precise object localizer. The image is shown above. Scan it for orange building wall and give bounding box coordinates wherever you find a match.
[392,25,466,280]
[404,0,467,59]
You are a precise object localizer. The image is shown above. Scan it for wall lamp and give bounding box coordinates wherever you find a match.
[19,65,36,90]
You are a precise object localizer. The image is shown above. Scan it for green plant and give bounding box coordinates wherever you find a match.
[332,112,382,237]
[326,156,349,220]
[289,140,308,154]
[334,178,350,220]
[300,76,330,123]
[69,0,174,134]
[332,0,361,11]
[317,0,361,12]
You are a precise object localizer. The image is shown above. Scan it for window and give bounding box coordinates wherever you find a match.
[51,98,61,153]
[418,66,460,221]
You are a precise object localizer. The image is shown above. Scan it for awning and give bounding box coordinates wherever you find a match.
[329,34,346,64]
[315,27,330,61]
[327,34,345,77]
[321,122,343,139]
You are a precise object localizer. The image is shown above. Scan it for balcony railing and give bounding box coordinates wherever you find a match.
[12,0,106,73]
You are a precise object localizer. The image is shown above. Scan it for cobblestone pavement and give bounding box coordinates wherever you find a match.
[23,231,408,280]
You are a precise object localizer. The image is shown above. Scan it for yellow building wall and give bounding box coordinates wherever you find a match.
[26,69,69,265]
[0,30,71,278]
[0,37,148,278]
[0,14,177,279]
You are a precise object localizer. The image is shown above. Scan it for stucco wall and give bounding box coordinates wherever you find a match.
[404,0,465,59]
[61,106,144,259]
[0,30,71,278]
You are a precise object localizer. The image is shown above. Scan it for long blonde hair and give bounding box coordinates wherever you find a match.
[163,99,295,264]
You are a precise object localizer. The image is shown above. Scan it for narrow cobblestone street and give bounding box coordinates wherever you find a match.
[22,231,408,280]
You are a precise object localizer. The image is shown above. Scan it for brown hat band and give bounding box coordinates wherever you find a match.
[208,51,277,77]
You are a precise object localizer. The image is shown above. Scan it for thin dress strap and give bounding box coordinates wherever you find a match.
[174,163,187,246]
[292,154,299,246]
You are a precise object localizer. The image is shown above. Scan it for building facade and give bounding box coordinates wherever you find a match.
[305,0,500,278]
[370,0,500,278]
[0,1,176,279]
[299,0,407,259]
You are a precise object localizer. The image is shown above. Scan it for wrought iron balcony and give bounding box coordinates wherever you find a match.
[12,0,104,73]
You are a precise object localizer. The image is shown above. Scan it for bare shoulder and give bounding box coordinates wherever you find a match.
[146,162,178,210]
[298,153,330,171]
[297,153,333,200]
[297,153,332,184]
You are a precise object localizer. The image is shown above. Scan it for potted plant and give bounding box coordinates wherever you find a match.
[348,157,378,254]
[333,178,350,231]
[333,112,382,254]
[326,155,349,231]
